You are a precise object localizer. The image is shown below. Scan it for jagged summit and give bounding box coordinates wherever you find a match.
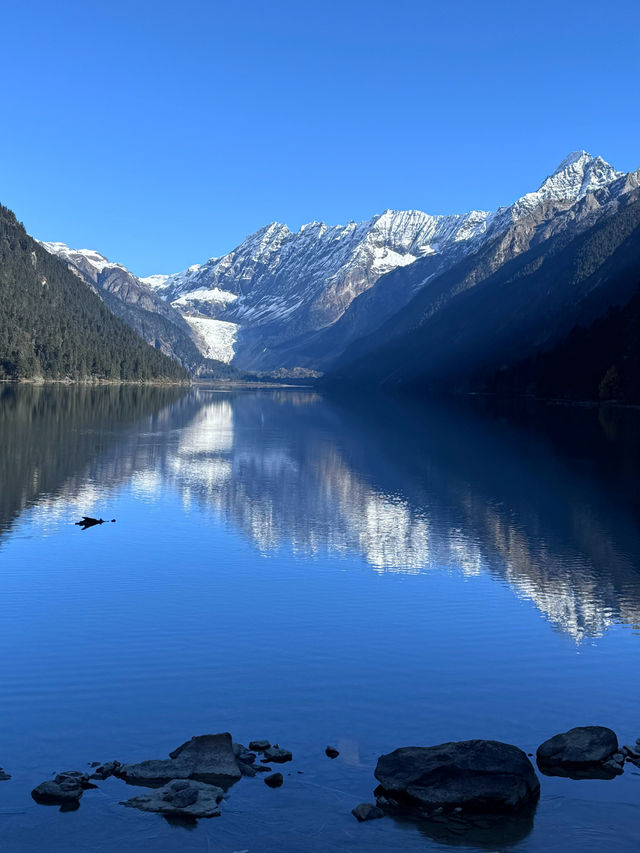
[543,150,621,195]
[554,150,592,172]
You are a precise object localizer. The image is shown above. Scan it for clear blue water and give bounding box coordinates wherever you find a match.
[0,385,638,852]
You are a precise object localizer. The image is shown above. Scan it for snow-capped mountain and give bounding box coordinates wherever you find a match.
[146,150,623,372]
[43,151,628,376]
[150,209,499,368]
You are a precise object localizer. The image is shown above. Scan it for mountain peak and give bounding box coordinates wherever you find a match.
[40,241,124,274]
[553,150,592,173]
[530,151,621,207]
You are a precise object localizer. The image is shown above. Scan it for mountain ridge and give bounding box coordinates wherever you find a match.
[40,151,635,385]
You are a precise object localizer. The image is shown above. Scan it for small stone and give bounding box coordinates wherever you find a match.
[238,762,257,778]
[90,760,121,780]
[0,768,10,781]
[352,803,384,822]
[264,772,283,788]
[232,743,256,764]
[254,765,272,772]
[325,746,339,759]
[262,747,292,764]
[249,740,271,752]
[623,745,640,759]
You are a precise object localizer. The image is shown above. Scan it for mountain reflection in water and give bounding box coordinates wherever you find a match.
[2,384,639,643]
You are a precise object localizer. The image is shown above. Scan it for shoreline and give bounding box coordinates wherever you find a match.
[0,378,191,387]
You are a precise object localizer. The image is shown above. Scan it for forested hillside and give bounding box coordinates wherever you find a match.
[0,205,188,381]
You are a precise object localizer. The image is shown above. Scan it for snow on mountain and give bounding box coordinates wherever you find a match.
[40,242,126,279]
[149,207,499,370]
[138,151,623,372]
[41,151,628,375]
[182,317,239,363]
[488,151,622,232]
[140,273,171,289]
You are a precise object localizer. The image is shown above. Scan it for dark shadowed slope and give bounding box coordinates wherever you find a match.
[329,180,640,395]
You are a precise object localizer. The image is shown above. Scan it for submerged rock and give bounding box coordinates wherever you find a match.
[264,772,283,788]
[374,740,540,816]
[261,746,292,764]
[32,771,96,809]
[536,726,620,778]
[121,779,224,818]
[325,746,339,759]
[352,803,384,822]
[118,733,242,787]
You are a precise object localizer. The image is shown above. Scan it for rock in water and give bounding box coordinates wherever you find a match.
[261,746,292,764]
[121,779,224,818]
[32,771,96,809]
[118,732,242,787]
[232,743,256,764]
[0,768,10,781]
[264,772,283,788]
[90,760,121,780]
[325,746,339,759]
[374,740,540,816]
[352,803,384,822]
[238,762,257,778]
[536,726,620,778]
[249,740,271,752]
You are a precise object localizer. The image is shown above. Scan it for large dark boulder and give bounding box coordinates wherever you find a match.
[374,740,539,816]
[118,733,242,787]
[536,726,620,778]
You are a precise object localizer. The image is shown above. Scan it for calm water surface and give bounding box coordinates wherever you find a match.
[0,385,639,852]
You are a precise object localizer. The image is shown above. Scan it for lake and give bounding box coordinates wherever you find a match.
[0,384,638,852]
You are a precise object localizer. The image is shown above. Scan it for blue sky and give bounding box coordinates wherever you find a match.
[2,0,639,276]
